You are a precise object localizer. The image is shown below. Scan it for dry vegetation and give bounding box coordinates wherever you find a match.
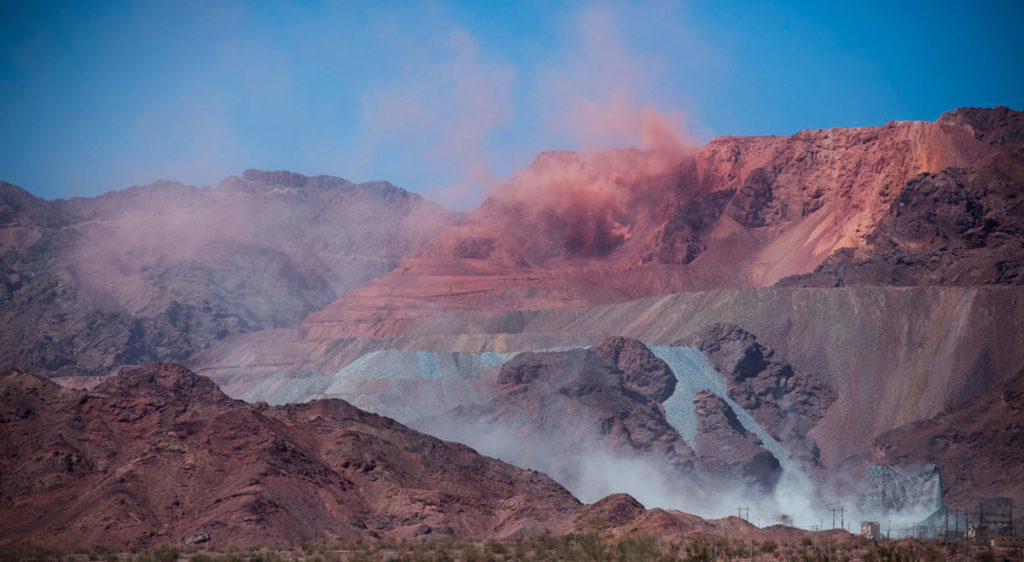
[0,534,1018,562]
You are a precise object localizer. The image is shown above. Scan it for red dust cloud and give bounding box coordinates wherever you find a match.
[487,3,698,258]
[360,2,699,229]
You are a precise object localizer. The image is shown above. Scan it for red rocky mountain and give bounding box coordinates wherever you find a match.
[4,106,1023,543]
[0,363,821,549]
[298,111,998,339]
[0,364,578,547]
[189,107,1024,515]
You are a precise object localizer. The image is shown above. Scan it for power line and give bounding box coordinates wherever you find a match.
[830,507,845,530]
[737,506,751,522]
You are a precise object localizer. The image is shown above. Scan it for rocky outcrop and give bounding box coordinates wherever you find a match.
[591,336,676,402]
[0,172,461,379]
[0,364,580,548]
[724,167,777,228]
[681,323,835,471]
[415,338,697,503]
[938,105,1024,147]
[682,323,773,383]
[294,111,995,340]
[780,143,1024,287]
[575,494,647,528]
[641,188,735,265]
[692,390,782,492]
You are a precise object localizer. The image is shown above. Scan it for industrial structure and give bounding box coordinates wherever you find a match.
[865,464,943,514]
[860,521,881,539]
[863,465,1018,542]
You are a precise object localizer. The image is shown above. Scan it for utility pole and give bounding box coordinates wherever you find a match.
[749,526,753,562]
[738,506,751,522]
[788,527,792,562]
[945,509,949,545]
[830,507,845,530]
[964,508,969,562]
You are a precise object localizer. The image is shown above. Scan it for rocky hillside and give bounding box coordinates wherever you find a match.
[297,111,1000,339]
[865,370,1024,505]
[412,336,831,505]
[0,363,578,547]
[5,106,1023,534]
[780,110,1024,287]
[0,363,831,549]
[0,170,460,379]
[190,110,1023,498]
[681,324,836,473]
[414,339,699,501]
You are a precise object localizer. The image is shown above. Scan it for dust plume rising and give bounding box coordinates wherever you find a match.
[541,3,696,154]
[477,3,699,258]
[359,27,514,211]
[356,2,701,217]
[493,146,691,258]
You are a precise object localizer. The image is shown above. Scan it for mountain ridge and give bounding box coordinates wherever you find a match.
[0,363,581,547]
[0,170,462,379]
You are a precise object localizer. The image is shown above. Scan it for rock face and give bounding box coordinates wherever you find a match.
[938,105,1024,147]
[0,171,460,379]
[297,114,993,339]
[0,364,580,548]
[411,337,822,507]
[415,339,696,504]
[682,323,836,471]
[692,390,781,492]
[592,336,676,402]
[780,143,1024,287]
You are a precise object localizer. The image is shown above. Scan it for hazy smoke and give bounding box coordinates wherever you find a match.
[420,407,942,535]
[358,2,698,213]
[541,3,695,155]
[360,28,515,210]
[491,145,692,258]
[65,176,455,326]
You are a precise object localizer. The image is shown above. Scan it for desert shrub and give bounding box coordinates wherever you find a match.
[136,546,180,562]
[512,539,528,560]
[0,547,65,562]
[614,536,660,562]
[459,543,483,562]
[973,549,995,562]
[208,554,244,562]
[348,550,379,562]
[575,532,607,561]
[247,550,287,562]
[484,540,507,555]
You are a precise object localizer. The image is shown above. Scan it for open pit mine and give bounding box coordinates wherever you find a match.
[2,106,1023,552]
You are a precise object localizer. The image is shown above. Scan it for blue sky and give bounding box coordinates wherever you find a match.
[1,1,1022,206]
